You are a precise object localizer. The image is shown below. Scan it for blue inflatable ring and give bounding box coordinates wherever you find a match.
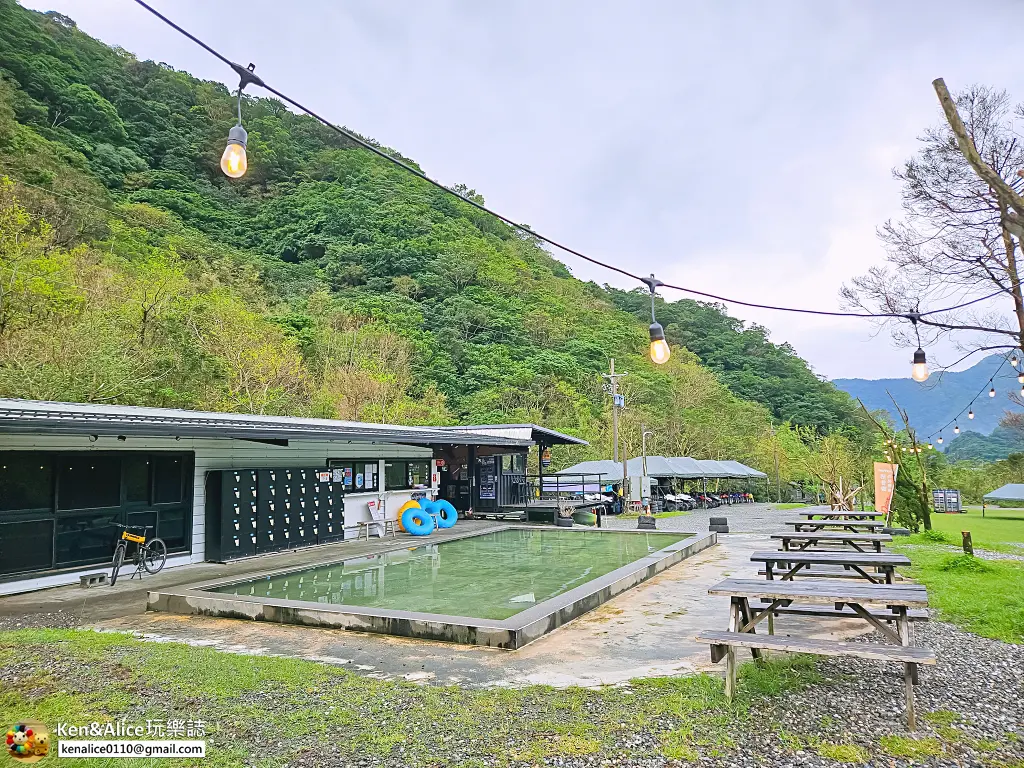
[434,499,458,528]
[401,505,436,536]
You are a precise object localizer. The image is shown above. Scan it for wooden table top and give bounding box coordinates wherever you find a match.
[786,520,885,529]
[799,511,884,519]
[751,550,910,566]
[709,577,928,607]
[772,532,893,542]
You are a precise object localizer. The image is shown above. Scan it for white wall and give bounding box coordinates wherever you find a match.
[0,433,439,594]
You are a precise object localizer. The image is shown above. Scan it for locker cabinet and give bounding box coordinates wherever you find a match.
[204,469,258,562]
[205,466,346,562]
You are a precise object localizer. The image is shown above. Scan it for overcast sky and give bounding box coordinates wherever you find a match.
[22,0,1024,381]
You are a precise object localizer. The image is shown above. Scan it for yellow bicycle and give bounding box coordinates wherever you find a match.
[110,524,167,585]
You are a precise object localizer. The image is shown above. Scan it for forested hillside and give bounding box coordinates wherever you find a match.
[0,1,867,471]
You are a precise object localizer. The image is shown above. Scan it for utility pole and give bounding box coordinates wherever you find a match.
[602,359,627,462]
[770,420,781,503]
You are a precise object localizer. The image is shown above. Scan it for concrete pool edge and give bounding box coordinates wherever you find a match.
[146,526,718,649]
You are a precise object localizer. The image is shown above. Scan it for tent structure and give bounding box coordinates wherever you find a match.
[555,456,765,481]
[718,460,768,479]
[983,483,1024,502]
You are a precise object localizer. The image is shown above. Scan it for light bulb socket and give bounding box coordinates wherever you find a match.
[649,322,666,343]
[226,123,248,149]
[912,347,926,365]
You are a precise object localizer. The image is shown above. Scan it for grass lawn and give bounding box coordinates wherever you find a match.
[771,502,808,510]
[925,507,1024,551]
[0,629,819,767]
[892,509,1024,644]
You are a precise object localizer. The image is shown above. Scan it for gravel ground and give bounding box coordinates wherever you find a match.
[602,502,792,535]
[900,542,1024,562]
[0,609,80,631]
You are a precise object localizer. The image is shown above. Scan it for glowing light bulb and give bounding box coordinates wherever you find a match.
[649,322,670,365]
[1013,355,1019,366]
[968,410,974,419]
[954,424,960,434]
[910,348,929,382]
[937,435,943,444]
[927,443,933,450]
[220,124,248,178]
[990,387,997,398]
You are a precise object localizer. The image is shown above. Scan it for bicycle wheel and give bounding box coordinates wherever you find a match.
[110,543,126,586]
[143,538,167,574]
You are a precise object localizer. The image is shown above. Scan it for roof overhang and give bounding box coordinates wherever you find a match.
[446,423,588,446]
[0,400,530,448]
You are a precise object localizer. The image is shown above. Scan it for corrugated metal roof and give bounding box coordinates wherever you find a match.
[445,424,587,446]
[556,456,762,480]
[0,399,530,447]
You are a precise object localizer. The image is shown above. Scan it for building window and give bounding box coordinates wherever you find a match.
[153,455,183,504]
[408,461,431,489]
[0,454,51,511]
[58,456,120,510]
[327,460,379,492]
[124,455,150,504]
[384,461,407,491]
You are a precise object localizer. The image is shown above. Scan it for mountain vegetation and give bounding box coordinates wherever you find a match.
[834,355,1024,440]
[0,1,872,477]
[944,426,1024,463]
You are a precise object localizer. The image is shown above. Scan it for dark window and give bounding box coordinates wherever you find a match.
[55,511,120,567]
[156,507,188,550]
[384,461,407,491]
[153,455,183,504]
[408,461,430,489]
[513,454,527,473]
[124,455,150,504]
[57,456,120,510]
[0,454,52,511]
[0,519,54,575]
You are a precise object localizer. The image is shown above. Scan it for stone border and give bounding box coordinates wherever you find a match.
[147,525,717,649]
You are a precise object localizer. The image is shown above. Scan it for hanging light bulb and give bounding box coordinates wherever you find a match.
[643,274,670,364]
[927,443,933,450]
[220,124,248,178]
[649,323,670,364]
[990,385,997,398]
[954,423,960,434]
[968,409,975,420]
[1013,355,1020,366]
[937,435,943,444]
[911,347,929,382]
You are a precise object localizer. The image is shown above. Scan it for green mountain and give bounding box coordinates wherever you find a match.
[944,426,1024,462]
[0,1,865,468]
[834,355,1023,441]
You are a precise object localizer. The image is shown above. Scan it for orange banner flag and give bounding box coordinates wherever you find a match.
[873,461,898,515]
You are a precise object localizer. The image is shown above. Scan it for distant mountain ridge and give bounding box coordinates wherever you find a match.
[833,355,1024,442]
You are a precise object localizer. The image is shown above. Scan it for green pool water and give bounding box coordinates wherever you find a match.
[211,528,689,620]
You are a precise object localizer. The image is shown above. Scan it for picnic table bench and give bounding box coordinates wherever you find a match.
[751,550,910,584]
[772,531,892,554]
[787,519,885,533]
[695,577,934,729]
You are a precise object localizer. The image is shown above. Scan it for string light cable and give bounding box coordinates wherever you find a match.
[127,0,1015,338]
[927,354,1012,441]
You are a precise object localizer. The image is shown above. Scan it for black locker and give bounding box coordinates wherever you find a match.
[320,483,345,543]
[293,473,312,547]
[206,468,257,561]
[257,469,286,553]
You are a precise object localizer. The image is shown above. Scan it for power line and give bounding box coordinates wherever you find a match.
[128,0,1013,327]
[926,354,1013,441]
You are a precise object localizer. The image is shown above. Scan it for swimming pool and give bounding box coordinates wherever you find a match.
[149,526,716,648]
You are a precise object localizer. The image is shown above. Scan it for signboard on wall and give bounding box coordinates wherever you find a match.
[479,457,496,500]
[874,462,898,515]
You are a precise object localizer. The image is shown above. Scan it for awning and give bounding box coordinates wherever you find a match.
[983,483,1024,502]
[717,460,768,479]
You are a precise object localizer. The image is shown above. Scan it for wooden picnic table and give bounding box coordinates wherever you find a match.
[799,511,884,520]
[751,550,910,584]
[772,531,892,553]
[697,577,933,727]
[787,519,885,533]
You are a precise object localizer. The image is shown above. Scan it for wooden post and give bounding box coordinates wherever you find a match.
[961,530,974,556]
[725,599,739,700]
[897,607,916,730]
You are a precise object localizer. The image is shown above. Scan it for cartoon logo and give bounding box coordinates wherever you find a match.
[5,722,49,762]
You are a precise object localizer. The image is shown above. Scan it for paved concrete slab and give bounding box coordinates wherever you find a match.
[1,505,874,688]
